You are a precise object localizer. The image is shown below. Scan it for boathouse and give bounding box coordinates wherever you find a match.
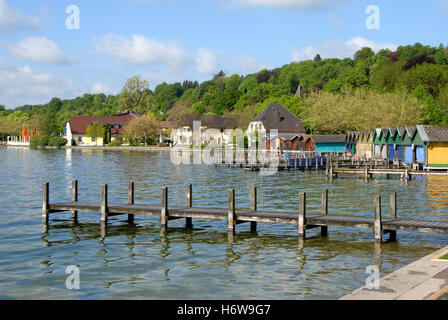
[373,128,389,160]
[346,131,357,154]
[417,125,448,169]
[310,135,347,153]
[355,131,374,159]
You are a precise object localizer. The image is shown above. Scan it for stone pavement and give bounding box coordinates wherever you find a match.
[340,245,448,300]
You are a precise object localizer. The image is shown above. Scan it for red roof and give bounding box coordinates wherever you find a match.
[68,113,138,135]
[160,121,178,129]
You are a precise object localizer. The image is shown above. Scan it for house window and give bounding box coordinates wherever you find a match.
[78,136,82,142]
[92,136,96,142]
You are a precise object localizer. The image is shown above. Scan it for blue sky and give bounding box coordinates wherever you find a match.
[0,0,447,108]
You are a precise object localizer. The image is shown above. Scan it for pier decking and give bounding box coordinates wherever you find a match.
[42,182,448,241]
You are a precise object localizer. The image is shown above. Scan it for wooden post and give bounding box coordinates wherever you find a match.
[315,157,318,170]
[72,180,78,220]
[161,187,168,228]
[42,182,49,223]
[374,195,382,241]
[228,189,236,232]
[305,156,309,170]
[128,182,134,223]
[321,189,328,236]
[101,184,108,223]
[186,184,193,228]
[389,192,397,241]
[250,185,257,232]
[298,192,306,239]
[294,154,297,170]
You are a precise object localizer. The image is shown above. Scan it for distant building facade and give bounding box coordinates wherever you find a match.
[247,104,306,150]
[172,114,239,147]
[65,111,139,146]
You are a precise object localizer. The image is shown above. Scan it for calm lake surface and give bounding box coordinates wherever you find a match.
[0,146,447,299]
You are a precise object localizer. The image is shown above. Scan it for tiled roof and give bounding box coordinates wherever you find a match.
[406,126,416,138]
[178,114,239,130]
[397,127,406,139]
[418,125,448,142]
[68,113,138,134]
[160,121,178,129]
[252,104,306,133]
[311,135,347,143]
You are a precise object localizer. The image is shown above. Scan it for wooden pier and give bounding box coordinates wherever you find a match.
[330,167,448,179]
[42,182,448,241]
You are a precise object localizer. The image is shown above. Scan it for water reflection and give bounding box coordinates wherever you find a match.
[1,148,447,299]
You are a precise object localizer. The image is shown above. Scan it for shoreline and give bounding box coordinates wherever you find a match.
[340,245,448,300]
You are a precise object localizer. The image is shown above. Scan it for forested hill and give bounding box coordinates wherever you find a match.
[1,42,448,137]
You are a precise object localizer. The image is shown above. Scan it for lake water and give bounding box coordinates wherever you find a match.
[0,146,447,299]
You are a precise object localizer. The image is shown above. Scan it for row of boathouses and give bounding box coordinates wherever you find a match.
[346,125,448,169]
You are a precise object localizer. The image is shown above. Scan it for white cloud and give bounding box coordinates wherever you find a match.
[93,33,191,68]
[234,0,344,9]
[291,36,397,61]
[8,37,76,64]
[225,53,273,74]
[0,0,40,31]
[0,59,80,108]
[195,48,220,75]
[90,83,112,94]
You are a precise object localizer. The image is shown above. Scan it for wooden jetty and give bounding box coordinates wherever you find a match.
[42,182,448,241]
[330,167,448,179]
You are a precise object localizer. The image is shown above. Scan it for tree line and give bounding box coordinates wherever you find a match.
[1,42,448,138]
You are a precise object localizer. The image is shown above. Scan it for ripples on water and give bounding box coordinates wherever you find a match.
[0,147,447,299]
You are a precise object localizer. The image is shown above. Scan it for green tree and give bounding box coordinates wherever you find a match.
[86,122,107,145]
[154,82,184,113]
[118,76,154,114]
[354,47,374,63]
[40,98,62,135]
[124,114,161,145]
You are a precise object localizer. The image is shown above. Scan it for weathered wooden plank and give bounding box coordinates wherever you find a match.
[298,192,306,238]
[71,180,78,220]
[321,189,328,236]
[389,192,397,241]
[374,195,382,241]
[128,182,134,223]
[250,185,257,232]
[228,189,236,231]
[42,182,49,223]
[185,184,193,228]
[161,187,168,227]
[100,184,108,222]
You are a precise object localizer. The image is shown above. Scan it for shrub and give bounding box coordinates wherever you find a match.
[48,136,67,148]
[30,136,66,149]
[107,140,122,147]
[37,136,49,148]
[29,136,39,149]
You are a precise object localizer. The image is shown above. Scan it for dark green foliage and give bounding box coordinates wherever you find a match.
[48,136,68,147]
[2,42,448,134]
[30,136,66,148]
